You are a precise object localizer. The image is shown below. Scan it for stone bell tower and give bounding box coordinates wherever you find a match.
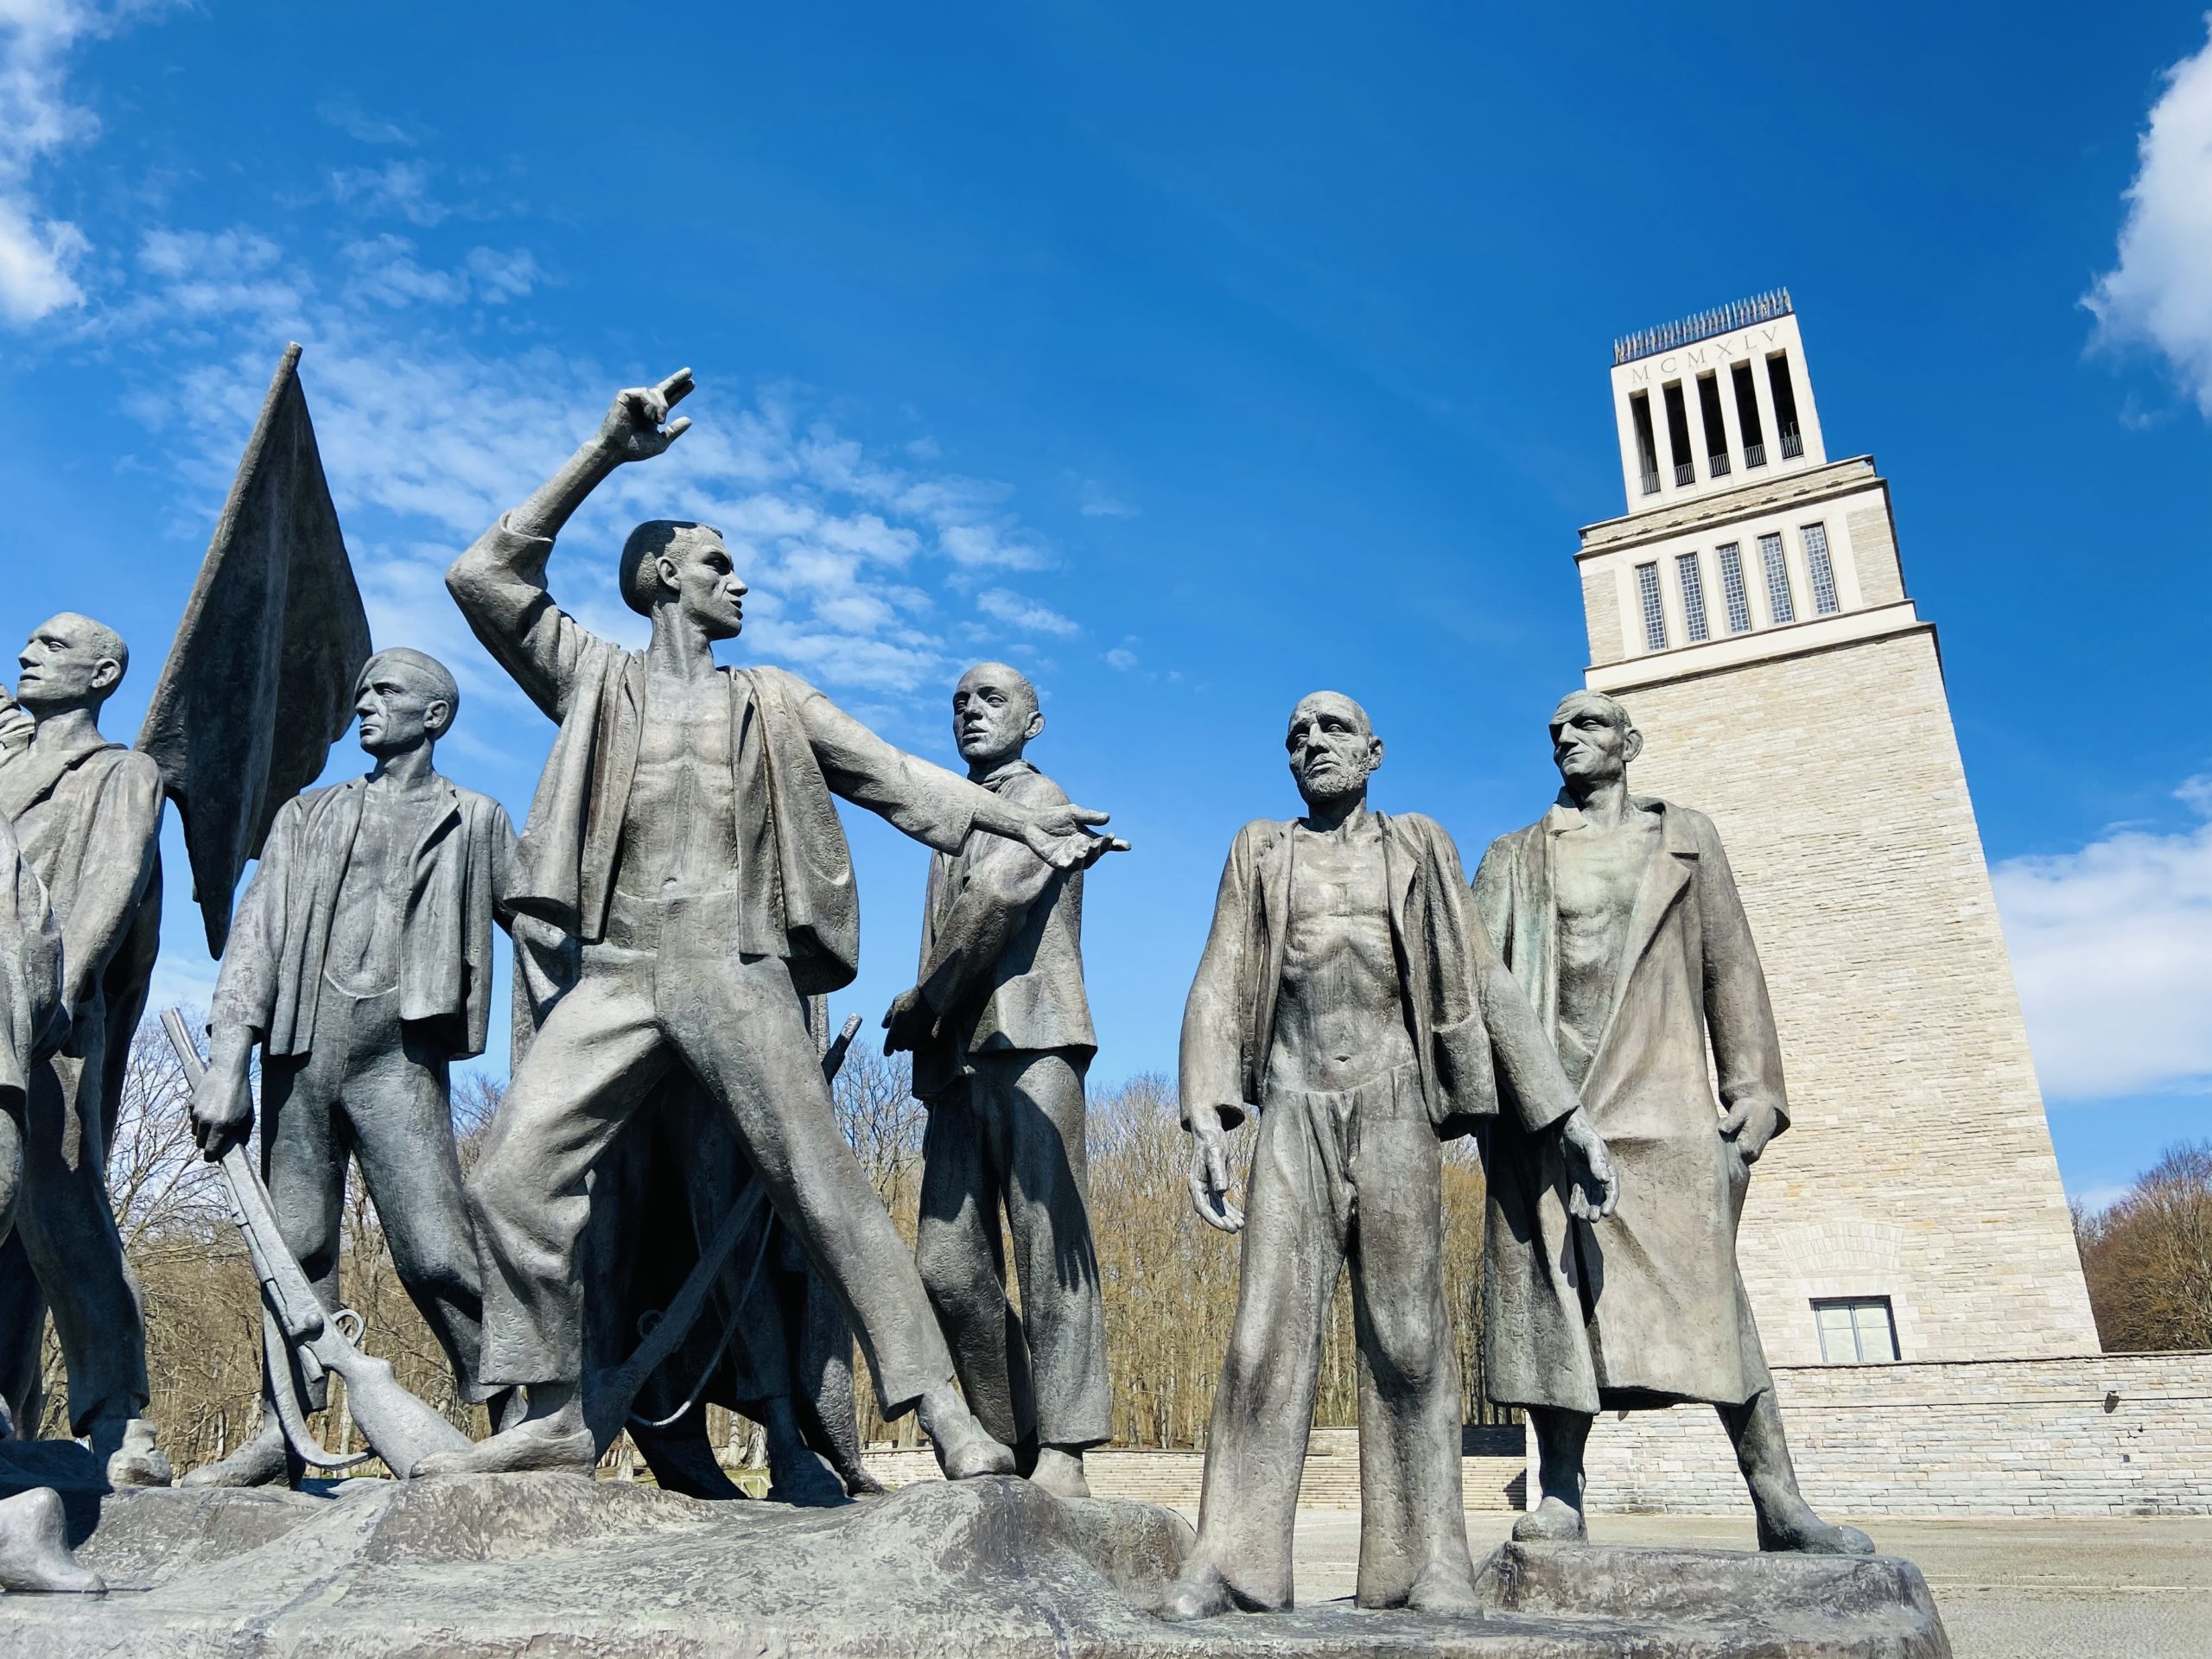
[1572,290,2097,1368]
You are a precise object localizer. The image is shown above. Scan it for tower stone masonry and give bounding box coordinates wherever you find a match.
[1574,291,2099,1370]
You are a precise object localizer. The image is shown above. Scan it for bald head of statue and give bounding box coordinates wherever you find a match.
[951,660,1044,774]
[14,613,130,720]
[354,647,461,759]
[1285,690,1382,815]
[1548,689,1642,794]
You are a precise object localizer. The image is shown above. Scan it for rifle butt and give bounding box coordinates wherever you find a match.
[316,1344,473,1477]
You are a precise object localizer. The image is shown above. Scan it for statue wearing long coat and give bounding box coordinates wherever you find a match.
[1472,798,1787,1414]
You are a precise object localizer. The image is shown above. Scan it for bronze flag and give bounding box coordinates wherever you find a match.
[137,343,372,957]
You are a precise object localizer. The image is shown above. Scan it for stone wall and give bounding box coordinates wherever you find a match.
[1569,1353,2212,1516]
[1600,626,2099,1365]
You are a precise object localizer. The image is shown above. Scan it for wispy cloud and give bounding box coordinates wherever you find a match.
[0,0,168,324]
[1993,774,2212,1101]
[2085,19,2212,415]
[976,588,1079,636]
[316,96,426,148]
[1077,477,1139,518]
[100,216,1066,710]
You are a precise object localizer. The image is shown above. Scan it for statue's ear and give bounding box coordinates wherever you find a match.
[91,658,124,694]
[425,698,454,738]
[1024,708,1046,742]
[1622,726,1644,766]
[1367,735,1385,774]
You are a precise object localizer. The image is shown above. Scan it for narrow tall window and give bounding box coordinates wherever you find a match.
[1696,372,1730,477]
[1716,543,1751,632]
[1759,531,1795,623]
[1662,381,1694,486]
[1814,1298,1898,1364]
[1732,361,1765,466]
[1635,561,1667,651]
[1630,391,1660,495]
[1768,351,1803,459]
[1676,552,1709,643]
[1802,522,1840,614]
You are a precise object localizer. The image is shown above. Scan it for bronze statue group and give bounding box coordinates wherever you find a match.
[0,372,1872,1611]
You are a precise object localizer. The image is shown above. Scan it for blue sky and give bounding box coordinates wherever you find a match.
[1,3,2207,1209]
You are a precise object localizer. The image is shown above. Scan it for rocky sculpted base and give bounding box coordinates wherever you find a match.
[0,1467,1947,1657]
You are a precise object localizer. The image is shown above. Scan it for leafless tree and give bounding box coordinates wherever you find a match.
[2077,1141,2212,1352]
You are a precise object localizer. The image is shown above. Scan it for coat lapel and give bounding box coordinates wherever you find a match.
[0,728,111,823]
[1249,823,1295,1097]
[1586,800,1696,1078]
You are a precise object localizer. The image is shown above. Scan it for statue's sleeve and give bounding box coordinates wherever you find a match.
[0,816,66,1103]
[210,796,301,1039]
[782,675,981,854]
[1179,826,1256,1133]
[1694,812,1789,1135]
[916,771,1059,1017]
[62,752,162,1011]
[445,515,597,723]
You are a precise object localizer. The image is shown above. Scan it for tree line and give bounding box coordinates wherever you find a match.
[2074,1142,2212,1354]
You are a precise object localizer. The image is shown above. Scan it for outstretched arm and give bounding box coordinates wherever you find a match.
[792,682,1126,872]
[446,372,695,720]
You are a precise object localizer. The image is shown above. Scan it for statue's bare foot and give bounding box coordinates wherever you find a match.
[1027,1446,1090,1500]
[88,1416,172,1490]
[181,1417,286,1489]
[917,1386,1014,1481]
[1758,1503,1875,1555]
[0,1489,104,1594]
[1402,1561,1482,1616]
[1511,1496,1588,1543]
[412,1403,594,1479]
[1156,1561,1237,1622]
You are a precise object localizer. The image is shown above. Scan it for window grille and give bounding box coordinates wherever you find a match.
[1813,1298,1898,1364]
[1759,532,1795,624]
[1636,562,1667,652]
[1803,522,1840,614]
[1716,543,1751,632]
[1676,552,1709,643]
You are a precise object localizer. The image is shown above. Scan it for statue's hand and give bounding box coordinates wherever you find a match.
[188,1053,253,1161]
[1718,1098,1781,1163]
[880,987,932,1056]
[594,369,695,463]
[1560,1109,1619,1222]
[1185,1122,1244,1234]
[1018,801,1129,872]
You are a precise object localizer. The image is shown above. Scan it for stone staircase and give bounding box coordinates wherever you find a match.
[859,1425,1528,1513]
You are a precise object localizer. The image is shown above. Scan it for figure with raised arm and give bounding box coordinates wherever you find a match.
[883,662,1108,1499]
[427,372,1121,1478]
[1160,692,1617,1619]
[0,620,168,1485]
[181,649,518,1487]
[1472,690,1872,1554]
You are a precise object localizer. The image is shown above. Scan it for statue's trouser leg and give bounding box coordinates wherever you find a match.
[10,1016,150,1434]
[1523,1405,1593,1513]
[915,1077,1033,1452]
[0,1103,16,1440]
[1185,1091,1347,1613]
[0,1236,43,1438]
[335,990,489,1402]
[1344,1078,1476,1609]
[472,940,957,1416]
[975,1048,1110,1453]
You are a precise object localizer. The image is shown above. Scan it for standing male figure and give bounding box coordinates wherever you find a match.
[0,616,168,1485]
[882,662,1108,1500]
[1473,690,1872,1554]
[184,648,517,1487]
[430,372,1121,1478]
[1163,692,1617,1619]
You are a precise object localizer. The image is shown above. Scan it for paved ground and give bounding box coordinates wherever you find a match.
[1259,1510,2212,1659]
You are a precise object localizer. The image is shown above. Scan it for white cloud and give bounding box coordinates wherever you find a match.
[329,159,451,226]
[1103,646,1139,671]
[316,96,424,147]
[0,0,168,323]
[1077,477,1139,518]
[2085,18,2212,414]
[976,588,1079,637]
[1992,775,2212,1101]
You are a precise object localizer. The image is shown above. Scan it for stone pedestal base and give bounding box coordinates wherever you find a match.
[0,1467,1948,1657]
